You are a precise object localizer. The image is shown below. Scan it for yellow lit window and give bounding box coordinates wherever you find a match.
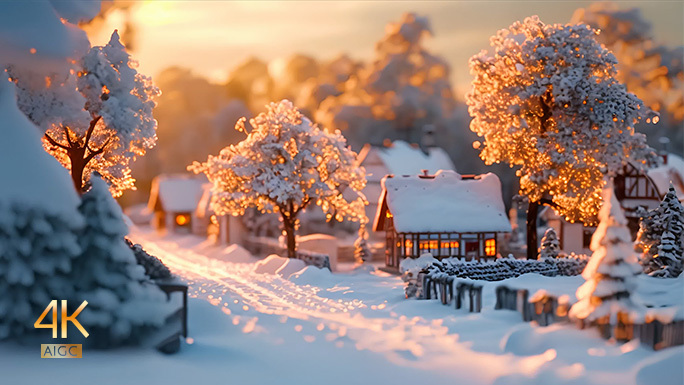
[442,241,459,249]
[404,239,413,249]
[485,238,496,256]
[175,214,190,226]
[386,211,393,218]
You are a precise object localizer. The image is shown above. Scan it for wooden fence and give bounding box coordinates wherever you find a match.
[495,284,684,350]
[422,274,483,313]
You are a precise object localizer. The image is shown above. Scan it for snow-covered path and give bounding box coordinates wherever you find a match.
[126,228,683,385]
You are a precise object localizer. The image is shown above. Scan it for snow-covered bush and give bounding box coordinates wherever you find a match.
[73,175,172,347]
[125,239,172,280]
[189,100,367,259]
[467,15,658,258]
[539,228,560,259]
[569,182,642,325]
[400,253,438,298]
[421,254,589,284]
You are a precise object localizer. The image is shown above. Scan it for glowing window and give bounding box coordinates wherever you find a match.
[386,211,393,218]
[175,214,190,226]
[485,238,496,256]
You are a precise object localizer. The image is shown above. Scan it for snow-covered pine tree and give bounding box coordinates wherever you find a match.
[539,228,560,259]
[74,174,171,346]
[466,16,659,259]
[10,30,160,196]
[569,181,642,327]
[649,185,683,277]
[189,100,367,259]
[354,225,372,264]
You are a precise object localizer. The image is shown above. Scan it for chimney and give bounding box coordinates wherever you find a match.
[659,137,670,165]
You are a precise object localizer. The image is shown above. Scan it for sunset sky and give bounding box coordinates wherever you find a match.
[87,1,684,98]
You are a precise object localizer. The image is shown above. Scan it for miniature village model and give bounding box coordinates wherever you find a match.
[1,2,683,385]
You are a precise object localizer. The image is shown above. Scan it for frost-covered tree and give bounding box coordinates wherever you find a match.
[316,13,455,146]
[539,228,560,259]
[189,100,367,258]
[572,3,683,153]
[74,175,171,346]
[640,185,684,277]
[466,16,658,259]
[569,181,642,326]
[10,31,160,196]
[354,225,372,264]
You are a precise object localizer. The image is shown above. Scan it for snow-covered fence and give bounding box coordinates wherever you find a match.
[154,278,189,354]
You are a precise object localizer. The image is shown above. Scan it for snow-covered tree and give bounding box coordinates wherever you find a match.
[0,0,96,341]
[354,225,372,264]
[539,228,560,259]
[10,31,160,196]
[569,181,642,326]
[74,175,171,346]
[316,13,456,146]
[640,185,684,277]
[189,100,367,258]
[572,3,683,154]
[466,16,658,259]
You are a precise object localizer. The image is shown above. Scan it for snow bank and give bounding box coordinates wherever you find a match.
[635,348,684,385]
[289,265,333,286]
[275,258,307,279]
[381,170,511,233]
[214,244,255,263]
[254,255,288,275]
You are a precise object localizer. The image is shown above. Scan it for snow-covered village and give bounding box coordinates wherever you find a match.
[0,1,683,384]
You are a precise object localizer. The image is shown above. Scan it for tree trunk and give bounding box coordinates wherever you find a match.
[282,216,296,259]
[527,199,540,260]
[67,147,87,194]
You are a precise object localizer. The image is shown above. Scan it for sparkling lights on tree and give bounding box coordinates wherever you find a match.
[466,16,659,259]
[189,100,368,258]
[10,31,160,196]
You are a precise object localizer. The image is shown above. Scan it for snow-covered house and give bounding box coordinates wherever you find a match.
[357,140,455,238]
[373,170,511,269]
[148,174,205,233]
[542,153,684,255]
[194,183,246,245]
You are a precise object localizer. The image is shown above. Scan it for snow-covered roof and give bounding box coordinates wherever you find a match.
[148,174,206,213]
[375,170,511,233]
[0,77,79,215]
[647,153,684,201]
[371,140,455,176]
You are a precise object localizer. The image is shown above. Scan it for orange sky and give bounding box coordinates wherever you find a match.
[87,1,684,98]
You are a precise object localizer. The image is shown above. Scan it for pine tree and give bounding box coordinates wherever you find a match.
[569,181,642,325]
[650,185,683,277]
[354,225,372,264]
[539,228,560,259]
[74,174,171,346]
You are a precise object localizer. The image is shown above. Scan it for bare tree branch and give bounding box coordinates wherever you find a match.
[44,132,70,151]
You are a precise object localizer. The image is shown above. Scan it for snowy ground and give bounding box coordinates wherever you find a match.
[1,227,682,385]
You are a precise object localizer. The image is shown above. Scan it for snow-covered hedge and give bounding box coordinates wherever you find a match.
[424,254,589,283]
[125,239,172,280]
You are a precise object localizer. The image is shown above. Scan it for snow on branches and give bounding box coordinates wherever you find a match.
[11,31,160,196]
[466,16,659,226]
[189,100,367,258]
[569,181,642,324]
